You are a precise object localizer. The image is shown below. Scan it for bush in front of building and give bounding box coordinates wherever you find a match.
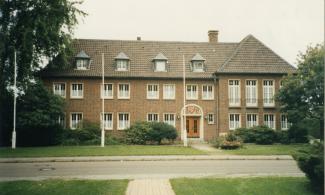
[125,121,152,144]
[287,124,309,143]
[216,132,242,150]
[234,127,256,143]
[293,140,324,193]
[252,125,277,145]
[275,130,291,144]
[60,121,100,145]
[148,122,177,144]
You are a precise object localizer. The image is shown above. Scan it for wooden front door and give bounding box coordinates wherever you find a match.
[186,116,200,138]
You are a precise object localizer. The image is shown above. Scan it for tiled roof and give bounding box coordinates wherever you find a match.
[191,53,206,61]
[153,53,168,61]
[115,52,129,60]
[41,35,295,79]
[75,50,90,58]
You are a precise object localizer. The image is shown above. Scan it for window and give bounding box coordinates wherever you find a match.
[70,113,83,129]
[147,113,159,122]
[164,113,175,127]
[101,113,113,130]
[229,114,240,130]
[116,60,128,71]
[192,61,204,72]
[163,84,175,99]
[101,83,113,99]
[263,80,274,107]
[53,83,66,98]
[208,113,214,124]
[264,114,275,129]
[280,80,284,88]
[76,59,89,70]
[118,113,130,130]
[71,83,83,98]
[155,61,167,72]
[246,114,258,128]
[186,85,198,100]
[246,80,257,107]
[228,80,240,106]
[147,84,159,99]
[202,85,214,100]
[57,114,65,128]
[118,84,130,99]
[281,114,290,130]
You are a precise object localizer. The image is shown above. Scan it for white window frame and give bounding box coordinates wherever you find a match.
[229,113,241,130]
[118,83,130,99]
[186,84,198,100]
[100,83,113,99]
[245,80,258,107]
[202,84,214,100]
[147,113,159,122]
[53,82,66,98]
[207,113,215,124]
[76,59,89,70]
[154,61,167,72]
[70,83,84,99]
[246,113,258,128]
[163,113,176,127]
[228,80,241,107]
[281,114,290,130]
[263,80,275,107]
[101,112,113,130]
[147,84,159,99]
[116,60,129,71]
[70,112,83,130]
[163,84,176,100]
[192,61,205,72]
[264,114,276,130]
[117,112,130,130]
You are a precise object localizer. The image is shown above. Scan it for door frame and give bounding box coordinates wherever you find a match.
[181,104,204,140]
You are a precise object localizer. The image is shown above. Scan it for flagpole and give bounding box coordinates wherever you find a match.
[11,51,17,149]
[101,53,105,147]
[183,55,188,147]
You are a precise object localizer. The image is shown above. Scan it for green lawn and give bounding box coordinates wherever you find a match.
[0,145,205,158]
[171,177,321,195]
[0,179,128,195]
[217,143,308,155]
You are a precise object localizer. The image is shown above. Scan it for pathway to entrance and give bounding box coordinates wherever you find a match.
[126,179,175,195]
[190,143,221,153]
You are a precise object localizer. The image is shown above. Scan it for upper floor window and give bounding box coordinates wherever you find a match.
[202,85,214,100]
[118,83,130,99]
[153,53,168,72]
[71,83,83,99]
[147,84,159,99]
[186,85,198,100]
[264,114,275,129]
[246,80,257,107]
[163,84,175,99]
[75,50,90,70]
[191,53,206,72]
[229,114,240,130]
[70,112,83,129]
[115,52,130,71]
[263,80,274,107]
[246,113,258,128]
[53,83,66,98]
[228,80,240,106]
[101,83,113,99]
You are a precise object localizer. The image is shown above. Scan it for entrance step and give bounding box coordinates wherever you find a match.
[126,179,175,195]
[188,138,207,145]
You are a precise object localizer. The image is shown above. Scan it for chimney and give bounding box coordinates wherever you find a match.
[208,30,219,43]
[137,36,141,41]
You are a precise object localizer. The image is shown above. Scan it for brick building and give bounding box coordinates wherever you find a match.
[41,30,296,141]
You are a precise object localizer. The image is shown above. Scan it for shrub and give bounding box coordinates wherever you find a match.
[148,122,177,144]
[234,128,255,143]
[220,132,242,150]
[288,125,309,143]
[293,141,324,193]
[125,121,152,144]
[212,136,225,148]
[105,136,124,145]
[251,125,277,145]
[276,130,290,144]
[60,121,100,145]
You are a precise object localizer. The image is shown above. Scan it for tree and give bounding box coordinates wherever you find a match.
[0,0,85,145]
[277,44,324,139]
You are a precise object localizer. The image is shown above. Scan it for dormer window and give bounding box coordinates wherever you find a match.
[153,53,168,72]
[115,52,130,71]
[75,50,90,70]
[191,53,206,72]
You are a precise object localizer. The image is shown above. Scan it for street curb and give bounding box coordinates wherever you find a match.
[0,155,293,163]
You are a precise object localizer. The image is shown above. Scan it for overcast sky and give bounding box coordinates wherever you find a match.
[74,0,323,66]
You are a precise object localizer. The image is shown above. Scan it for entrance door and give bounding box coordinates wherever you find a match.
[186,116,200,138]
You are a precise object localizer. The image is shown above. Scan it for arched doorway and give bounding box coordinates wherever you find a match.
[180,104,204,140]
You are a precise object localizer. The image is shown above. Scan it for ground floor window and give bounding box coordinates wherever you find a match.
[207,113,214,124]
[118,113,130,130]
[229,114,240,130]
[246,114,258,128]
[264,114,275,129]
[57,114,65,128]
[281,114,290,130]
[164,113,175,127]
[70,113,83,129]
[147,113,159,122]
[101,113,113,130]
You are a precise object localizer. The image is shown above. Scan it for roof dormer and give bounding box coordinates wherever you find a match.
[191,53,206,72]
[75,50,91,70]
[153,53,168,72]
[115,52,130,71]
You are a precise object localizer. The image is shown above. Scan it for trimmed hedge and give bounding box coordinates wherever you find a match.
[234,126,277,145]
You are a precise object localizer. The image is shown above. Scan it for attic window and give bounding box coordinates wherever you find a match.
[75,50,90,70]
[191,53,205,72]
[115,52,130,71]
[153,53,168,72]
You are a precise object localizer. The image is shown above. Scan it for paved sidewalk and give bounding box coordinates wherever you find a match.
[191,143,220,152]
[126,179,175,195]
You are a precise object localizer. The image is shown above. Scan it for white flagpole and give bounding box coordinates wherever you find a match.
[183,55,188,147]
[101,53,105,147]
[11,51,17,149]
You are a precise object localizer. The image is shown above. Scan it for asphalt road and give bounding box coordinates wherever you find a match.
[0,160,304,181]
